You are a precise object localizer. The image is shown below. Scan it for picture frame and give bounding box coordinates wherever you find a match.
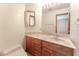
[24,11,35,27]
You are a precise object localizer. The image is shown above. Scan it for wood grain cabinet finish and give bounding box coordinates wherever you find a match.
[26,36,42,56]
[42,40,74,56]
[26,36,32,53]
[31,37,42,56]
[42,47,56,56]
[22,36,27,50]
[24,36,74,56]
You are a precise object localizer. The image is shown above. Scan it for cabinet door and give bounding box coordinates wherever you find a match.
[22,36,27,50]
[42,47,55,56]
[31,38,42,56]
[55,52,66,56]
[26,36,42,56]
[26,36,32,53]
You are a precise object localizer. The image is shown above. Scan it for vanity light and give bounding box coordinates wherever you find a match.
[48,4,53,8]
[47,4,49,8]
[42,3,60,10]
[43,5,48,9]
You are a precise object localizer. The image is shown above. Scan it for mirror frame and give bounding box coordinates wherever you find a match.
[24,11,35,27]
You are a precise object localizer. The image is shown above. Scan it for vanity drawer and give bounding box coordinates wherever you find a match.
[42,40,74,56]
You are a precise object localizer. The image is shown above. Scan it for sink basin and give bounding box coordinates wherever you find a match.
[49,36,71,45]
[49,36,66,42]
[57,37,66,40]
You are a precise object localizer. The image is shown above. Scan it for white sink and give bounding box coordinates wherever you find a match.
[49,36,71,45]
[49,36,66,42]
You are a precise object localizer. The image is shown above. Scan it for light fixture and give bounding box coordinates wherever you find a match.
[42,3,62,10]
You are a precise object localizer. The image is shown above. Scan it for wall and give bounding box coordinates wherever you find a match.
[42,8,69,33]
[25,3,42,33]
[70,3,79,55]
[0,3,25,51]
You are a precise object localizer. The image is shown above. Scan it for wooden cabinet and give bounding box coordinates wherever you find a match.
[55,52,66,56]
[24,36,74,56]
[26,36,32,53]
[42,47,56,56]
[42,40,74,56]
[26,36,42,56]
[22,36,27,50]
[31,37,42,56]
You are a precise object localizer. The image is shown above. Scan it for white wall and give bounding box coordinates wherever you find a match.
[70,3,79,55]
[0,3,25,51]
[25,3,42,33]
[42,8,69,33]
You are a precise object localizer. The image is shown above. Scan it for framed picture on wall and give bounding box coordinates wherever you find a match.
[24,11,35,27]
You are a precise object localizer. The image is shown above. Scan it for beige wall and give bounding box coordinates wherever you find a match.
[70,3,79,55]
[42,8,69,33]
[25,3,42,33]
[0,3,25,51]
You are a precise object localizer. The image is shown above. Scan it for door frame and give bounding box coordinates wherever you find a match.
[56,13,70,34]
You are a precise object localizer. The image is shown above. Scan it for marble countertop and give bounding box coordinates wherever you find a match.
[25,33,76,49]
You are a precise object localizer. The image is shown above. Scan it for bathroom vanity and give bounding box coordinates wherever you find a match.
[23,33,75,56]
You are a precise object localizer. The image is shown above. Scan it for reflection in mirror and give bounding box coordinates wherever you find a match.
[56,13,70,34]
[41,3,70,36]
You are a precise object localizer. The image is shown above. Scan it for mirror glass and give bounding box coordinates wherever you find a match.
[41,3,70,36]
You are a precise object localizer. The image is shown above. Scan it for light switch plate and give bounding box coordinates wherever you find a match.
[76,19,79,25]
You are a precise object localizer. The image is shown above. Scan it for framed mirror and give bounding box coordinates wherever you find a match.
[24,11,35,27]
[56,13,70,34]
